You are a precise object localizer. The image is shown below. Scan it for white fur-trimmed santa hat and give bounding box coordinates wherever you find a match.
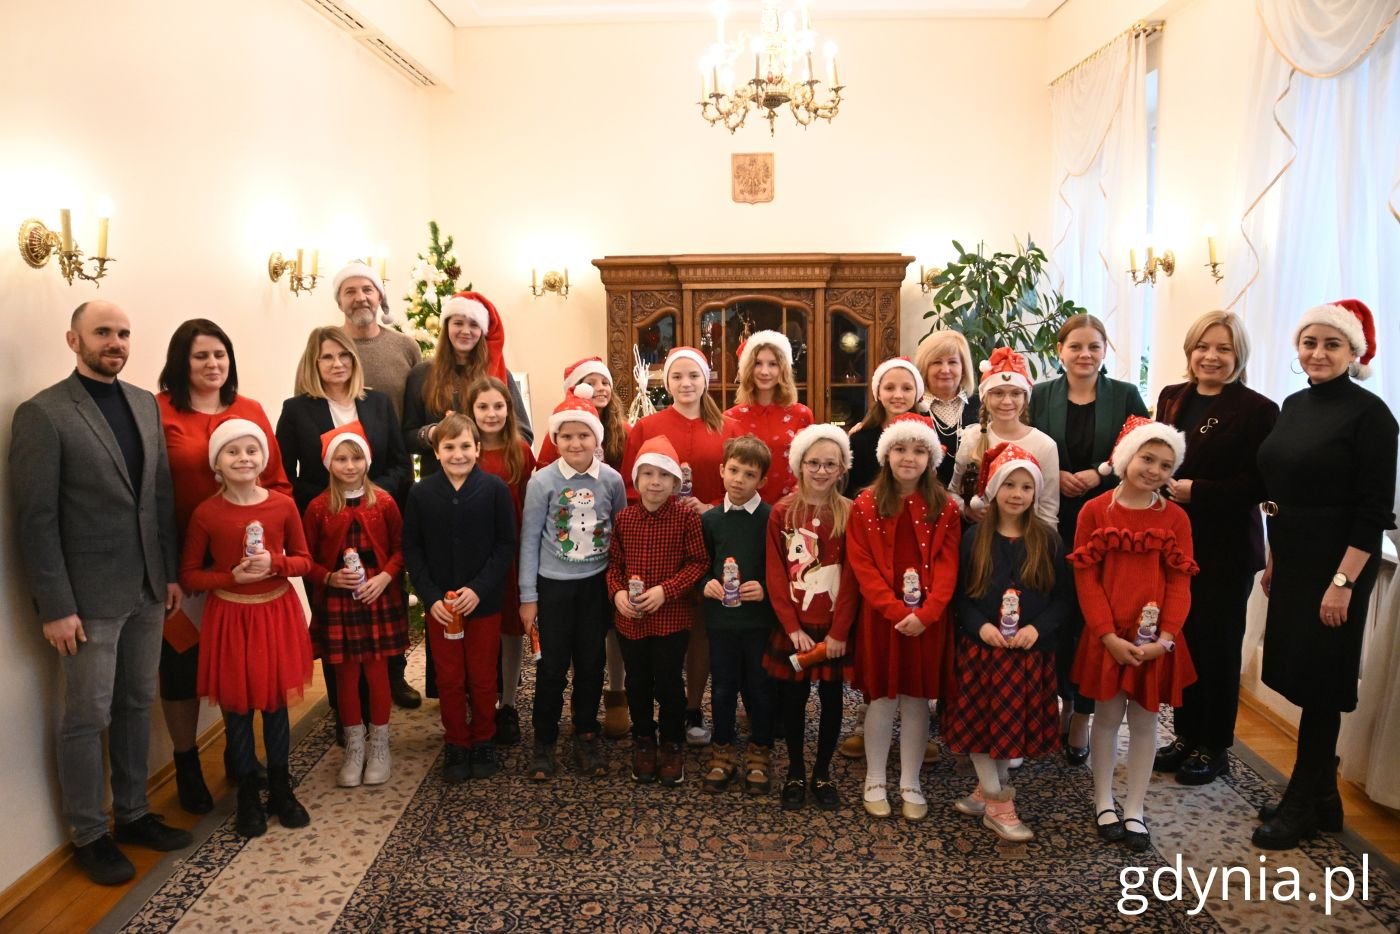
[562,356,612,392]
[663,346,711,385]
[320,421,373,470]
[736,330,793,374]
[787,423,852,478]
[876,412,944,469]
[969,441,1042,510]
[331,262,386,305]
[978,346,1033,398]
[549,383,605,444]
[871,356,925,400]
[632,435,683,484]
[1098,415,1186,478]
[441,294,491,335]
[208,417,268,470]
[1293,298,1377,380]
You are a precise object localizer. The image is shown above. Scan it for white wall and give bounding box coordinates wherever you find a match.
[0,0,432,893]
[428,18,1051,429]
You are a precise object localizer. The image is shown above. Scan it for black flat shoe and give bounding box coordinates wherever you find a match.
[811,778,840,811]
[1122,817,1152,853]
[781,778,806,811]
[1176,748,1229,786]
[1095,808,1124,842]
[390,676,423,709]
[74,835,135,886]
[1153,737,1193,773]
[114,813,193,851]
[1064,741,1089,767]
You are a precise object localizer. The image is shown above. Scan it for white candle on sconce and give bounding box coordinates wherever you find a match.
[1207,236,1218,265]
[96,217,109,259]
[60,209,73,253]
[310,250,320,277]
[295,248,304,277]
[1129,248,1137,273]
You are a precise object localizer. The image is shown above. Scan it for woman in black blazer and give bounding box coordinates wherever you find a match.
[276,326,412,514]
[1150,311,1278,786]
[914,329,981,489]
[1028,313,1147,764]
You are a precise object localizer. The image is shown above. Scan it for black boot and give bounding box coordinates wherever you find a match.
[1259,755,1343,831]
[235,777,267,838]
[174,748,214,814]
[1252,764,1319,850]
[267,765,311,829]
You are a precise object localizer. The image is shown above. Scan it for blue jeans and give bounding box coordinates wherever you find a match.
[708,628,774,747]
[58,595,164,845]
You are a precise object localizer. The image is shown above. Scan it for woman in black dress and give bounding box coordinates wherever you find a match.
[1028,314,1146,764]
[1254,299,1397,849]
[914,329,980,489]
[1150,312,1277,786]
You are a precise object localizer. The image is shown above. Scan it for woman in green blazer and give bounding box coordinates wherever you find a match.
[1028,314,1147,764]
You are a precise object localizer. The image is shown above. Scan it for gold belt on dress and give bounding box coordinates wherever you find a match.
[213,582,290,604]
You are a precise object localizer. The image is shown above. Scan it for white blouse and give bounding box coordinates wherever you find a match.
[948,424,1061,526]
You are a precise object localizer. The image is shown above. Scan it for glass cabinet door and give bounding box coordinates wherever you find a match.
[828,311,869,430]
[698,299,810,411]
[636,313,677,410]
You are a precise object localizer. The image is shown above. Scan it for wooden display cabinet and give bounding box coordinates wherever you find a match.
[594,253,912,429]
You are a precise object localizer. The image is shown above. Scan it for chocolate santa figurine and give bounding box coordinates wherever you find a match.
[999,588,1021,641]
[1134,601,1161,646]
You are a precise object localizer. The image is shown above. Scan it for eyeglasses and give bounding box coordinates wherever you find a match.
[802,459,842,474]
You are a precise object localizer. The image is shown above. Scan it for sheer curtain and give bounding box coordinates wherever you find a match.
[1225,1,1400,805]
[1050,31,1150,382]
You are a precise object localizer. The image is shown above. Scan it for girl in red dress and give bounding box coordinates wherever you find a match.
[761,424,859,811]
[1070,415,1198,853]
[941,443,1070,842]
[467,376,537,747]
[622,346,742,743]
[180,418,314,838]
[302,424,408,789]
[725,330,814,503]
[848,413,960,822]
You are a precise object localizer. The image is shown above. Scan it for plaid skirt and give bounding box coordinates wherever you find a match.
[311,530,408,665]
[940,633,1059,760]
[761,619,850,683]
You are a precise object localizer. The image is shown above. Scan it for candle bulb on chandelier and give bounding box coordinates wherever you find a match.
[295,248,304,278]
[754,53,761,82]
[1129,249,1137,273]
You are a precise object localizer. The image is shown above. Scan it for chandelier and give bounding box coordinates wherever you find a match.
[698,1,844,136]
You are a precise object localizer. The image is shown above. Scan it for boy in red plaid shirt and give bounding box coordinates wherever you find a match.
[608,436,708,786]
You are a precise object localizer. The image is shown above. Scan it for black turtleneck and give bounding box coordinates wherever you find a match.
[76,371,144,486]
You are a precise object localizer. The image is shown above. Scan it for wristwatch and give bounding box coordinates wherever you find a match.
[1332,572,1355,590]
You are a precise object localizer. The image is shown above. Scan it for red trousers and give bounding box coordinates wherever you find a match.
[428,612,501,746]
[334,657,390,727]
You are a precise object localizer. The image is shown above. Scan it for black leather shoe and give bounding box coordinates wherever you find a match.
[74,835,135,886]
[781,778,806,811]
[442,744,471,784]
[390,676,422,709]
[114,813,192,851]
[235,778,267,838]
[267,766,311,829]
[811,777,841,811]
[493,705,521,746]
[1153,737,1194,774]
[173,748,214,815]
[1063,735,1089,767]
[1176,747,1229,786]
[1095,808,1125,842]
[1123,817,1152,853]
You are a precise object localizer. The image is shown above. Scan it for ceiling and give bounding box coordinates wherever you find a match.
[429,0,1066,28]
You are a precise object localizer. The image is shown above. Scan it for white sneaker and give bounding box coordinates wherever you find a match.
[685,714,711,747]
[363,723,391,785]
[338,724,366,787]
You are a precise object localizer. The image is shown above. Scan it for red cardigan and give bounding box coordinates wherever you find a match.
[302,491,405,604]
[847,491,961,627]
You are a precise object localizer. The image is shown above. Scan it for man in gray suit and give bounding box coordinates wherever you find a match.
[10,301,192,885]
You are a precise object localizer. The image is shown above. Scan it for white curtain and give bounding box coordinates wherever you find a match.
[1050,32,1150,382]
[1227,1,1400,805]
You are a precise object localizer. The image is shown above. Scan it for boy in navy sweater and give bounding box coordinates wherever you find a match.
[519,387,627,780]
[700,435,779,793]
[403,413,516,784]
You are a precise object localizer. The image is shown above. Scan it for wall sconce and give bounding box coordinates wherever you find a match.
[268,249,319,295]
[1204,236,1223,283]
[1128,246,1175,287]
[18,210,115,286]
[918,265,942,294]
[530,267,569,299]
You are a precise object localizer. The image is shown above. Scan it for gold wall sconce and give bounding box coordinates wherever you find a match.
[268,249,319,295]
[18,210,115,286]
[1205,236,1223,283]
[917,265,943,294]
[530,267,569,299]
[1128,246,1175,287]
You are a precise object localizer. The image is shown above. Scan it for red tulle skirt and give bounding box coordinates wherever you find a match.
[198,585,313,714]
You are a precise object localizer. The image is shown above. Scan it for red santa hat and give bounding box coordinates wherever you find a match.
[1293,299,1377,380]
[1098,414,1186,478]
[548,383,605,444]
[876,412,944,469]
[562,356,612,392]
[632,435,683,484]
[662,346,711,385]
[970,441,1042,510]
[441,293,491,335]
[331,262,386,305]
[736,329,793,374]
[978,346,1033,398]
[786,423,853,478]
[207,417,268,470]
[870,356,925,400]
[320,421,373,470]
[440,290,510,383]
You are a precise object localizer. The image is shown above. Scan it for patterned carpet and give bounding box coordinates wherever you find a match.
[111,643,1400,933]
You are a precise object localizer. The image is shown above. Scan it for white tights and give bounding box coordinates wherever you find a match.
[863,695,930,803]
[970,753,1012,795]
[1091,692,1158,824]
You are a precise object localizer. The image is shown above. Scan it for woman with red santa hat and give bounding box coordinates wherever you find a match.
[1253,299,1397,850]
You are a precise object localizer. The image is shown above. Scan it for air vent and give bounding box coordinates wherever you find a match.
[299,0,438,88]
[303,0,368,34]
[364,36,436,87]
